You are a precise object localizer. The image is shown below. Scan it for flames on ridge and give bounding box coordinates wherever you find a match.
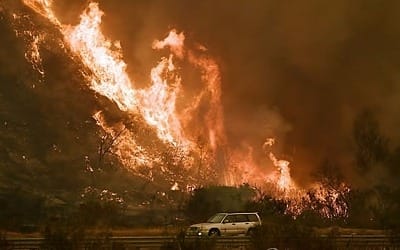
[11,0,350,218]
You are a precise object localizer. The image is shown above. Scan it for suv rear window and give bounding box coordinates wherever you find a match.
[247,214,259,222]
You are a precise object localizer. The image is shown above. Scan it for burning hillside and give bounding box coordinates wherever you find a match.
[0,0,351,218]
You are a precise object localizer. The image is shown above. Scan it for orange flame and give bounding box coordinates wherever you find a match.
[187,51,226,153]
[264,138,296,194]
[64,2,137,112]
[138,40,190,147]
[22,0,61,27]
[152,30,185,59]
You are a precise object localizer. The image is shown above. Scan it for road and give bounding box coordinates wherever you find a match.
[2,235,400,249]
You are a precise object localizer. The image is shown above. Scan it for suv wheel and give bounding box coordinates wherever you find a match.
[208,229,220,237]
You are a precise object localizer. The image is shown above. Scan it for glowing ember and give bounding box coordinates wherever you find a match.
[171,182,179,191]
[10,12,45,83]
[24,33,45,78]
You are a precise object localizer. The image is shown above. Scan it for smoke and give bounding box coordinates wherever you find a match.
[3,0,400,189]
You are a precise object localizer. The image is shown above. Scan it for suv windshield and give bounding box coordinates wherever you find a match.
[207,213,226,223]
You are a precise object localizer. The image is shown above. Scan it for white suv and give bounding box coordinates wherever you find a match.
[186,212,261,237]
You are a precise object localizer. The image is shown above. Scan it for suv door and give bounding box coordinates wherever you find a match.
[233,214,250,234]
[221,215,237,235]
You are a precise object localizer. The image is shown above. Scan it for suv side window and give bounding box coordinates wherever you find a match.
[234,214,248,222]
[247,214,259,222]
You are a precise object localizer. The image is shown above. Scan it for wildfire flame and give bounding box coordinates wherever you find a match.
[263,138,349,218]
[64,2,137,112]
[264,138,296,194]
[16,0,350,218]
